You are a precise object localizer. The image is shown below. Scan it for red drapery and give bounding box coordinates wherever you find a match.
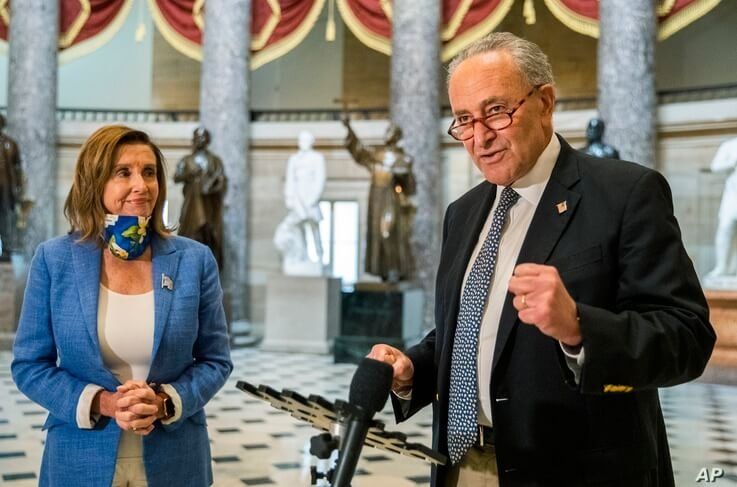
[543,0,723,40]
[337,0,514,60]
[338,0,721,58]
[0,0,132,62]
[0,0,722,67]
[148,0,326,69]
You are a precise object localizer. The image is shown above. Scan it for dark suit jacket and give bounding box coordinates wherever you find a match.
[394,135,715,487]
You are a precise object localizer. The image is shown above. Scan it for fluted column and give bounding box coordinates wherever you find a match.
[200,0,251,323]
[390,0,442,330]
[7,1,59,257]
[597,0,657,167]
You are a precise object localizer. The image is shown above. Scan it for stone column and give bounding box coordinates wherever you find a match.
[200,0,250,324]
[597,0,657,167]
[7,1,59,258]
[390,0,442,330]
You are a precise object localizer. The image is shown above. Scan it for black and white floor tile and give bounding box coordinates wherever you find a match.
[0,348,736,486]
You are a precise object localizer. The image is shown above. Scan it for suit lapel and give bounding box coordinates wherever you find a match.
[72,238,104,359]
[442,183,497,352]
[150,237,180,362]
[492,137,582,374]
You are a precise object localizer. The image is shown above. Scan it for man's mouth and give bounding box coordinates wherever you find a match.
[477,149,506,164]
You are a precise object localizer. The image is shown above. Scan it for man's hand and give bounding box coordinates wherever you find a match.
[367,344,415,393]
[508,263,581,347]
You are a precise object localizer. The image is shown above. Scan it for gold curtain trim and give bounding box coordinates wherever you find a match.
[0,0,6,56]
[542,0,599,38]
[658,0,722,40]
[442,0,473,41]
[336,0,391,56]
[657,0,677,17]
[251,0,282,51]
[441,0,514,61]
[379,0,392,20]
[59,0,133,64]
[193,0,205,30]
[0,0,10,26]
[252,0,325,69]
[148,0,203,61]
[59,0,91,48]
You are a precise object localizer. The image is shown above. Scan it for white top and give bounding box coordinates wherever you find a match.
[75,287,184,456]
[98,284,154,458]
[97,284,155,384]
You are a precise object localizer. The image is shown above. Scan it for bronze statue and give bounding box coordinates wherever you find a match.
[174,127,227,267]
[0,114,23,259]
[342,118,416,282]
[583,118,620,159]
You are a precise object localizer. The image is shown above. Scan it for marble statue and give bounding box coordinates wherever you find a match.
[274,131,326,276]
[583,118,620,159]
[342,118,416,282]
[174,127,227,267]
[0,114,23,260]
[705,137,737,284]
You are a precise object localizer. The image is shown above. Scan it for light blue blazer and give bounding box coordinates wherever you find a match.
[12,233,233,487]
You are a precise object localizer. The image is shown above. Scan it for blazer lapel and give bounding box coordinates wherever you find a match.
[492,136,582,374]
[72,238,104,359]
[150,236,180,362]
[442,183,497,352]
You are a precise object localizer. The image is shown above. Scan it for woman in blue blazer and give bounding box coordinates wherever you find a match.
[12,125,233,486]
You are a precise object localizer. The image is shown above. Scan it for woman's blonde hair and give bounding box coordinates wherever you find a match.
[64,125,171,242]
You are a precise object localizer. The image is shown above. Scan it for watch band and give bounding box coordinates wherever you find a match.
[149,383,175,420]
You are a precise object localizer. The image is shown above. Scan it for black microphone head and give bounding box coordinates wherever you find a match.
[348,357,394,416]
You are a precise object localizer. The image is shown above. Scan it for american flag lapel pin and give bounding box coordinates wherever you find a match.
[161,274,174,291]
[556,200,568,214]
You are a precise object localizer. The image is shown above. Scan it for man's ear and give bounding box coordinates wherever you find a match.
[538,84,556,117]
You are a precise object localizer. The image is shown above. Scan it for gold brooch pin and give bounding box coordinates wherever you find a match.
[556,201,567,214]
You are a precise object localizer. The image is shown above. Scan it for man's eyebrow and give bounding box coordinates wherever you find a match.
[452,96,509,117]
[480,95,507,106]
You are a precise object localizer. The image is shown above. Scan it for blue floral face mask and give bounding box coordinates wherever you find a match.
[103,215,152,260]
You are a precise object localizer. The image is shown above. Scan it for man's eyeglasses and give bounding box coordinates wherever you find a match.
[447,87,538,142]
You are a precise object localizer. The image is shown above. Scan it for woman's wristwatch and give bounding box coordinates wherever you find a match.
[151,384,175,420]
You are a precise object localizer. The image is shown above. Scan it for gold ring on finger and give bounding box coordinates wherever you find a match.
[521,294,527,308]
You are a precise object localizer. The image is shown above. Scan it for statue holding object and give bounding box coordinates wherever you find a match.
[342,117,416,283]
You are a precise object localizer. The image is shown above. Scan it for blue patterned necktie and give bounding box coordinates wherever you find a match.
[447,186,520,464]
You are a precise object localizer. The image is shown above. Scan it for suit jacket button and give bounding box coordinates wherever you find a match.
[435,393,439,401]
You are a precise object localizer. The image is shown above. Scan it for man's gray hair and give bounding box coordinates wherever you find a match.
[447,32,554,87]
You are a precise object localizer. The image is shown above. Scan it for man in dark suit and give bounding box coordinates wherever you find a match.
[368,32,715,486]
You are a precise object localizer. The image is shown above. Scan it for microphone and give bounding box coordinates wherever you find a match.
[332,357,394,487]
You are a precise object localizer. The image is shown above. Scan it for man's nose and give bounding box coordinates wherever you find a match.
[473,120,497,148]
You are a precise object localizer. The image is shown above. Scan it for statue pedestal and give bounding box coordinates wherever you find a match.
[334,282,424,364]
[261,274,341,354]
[702,290,737,384]
[0,261,17,350]
[702,275,737,290]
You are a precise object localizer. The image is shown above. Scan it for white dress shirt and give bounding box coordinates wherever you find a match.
[457,134,582,427]
[396,134,584,423]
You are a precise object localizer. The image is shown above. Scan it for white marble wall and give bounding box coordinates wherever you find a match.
[54,98,737,331]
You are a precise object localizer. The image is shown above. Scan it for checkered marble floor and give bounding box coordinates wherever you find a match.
[1,348,736,486]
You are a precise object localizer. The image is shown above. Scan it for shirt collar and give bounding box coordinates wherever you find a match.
[502,132,560,207]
